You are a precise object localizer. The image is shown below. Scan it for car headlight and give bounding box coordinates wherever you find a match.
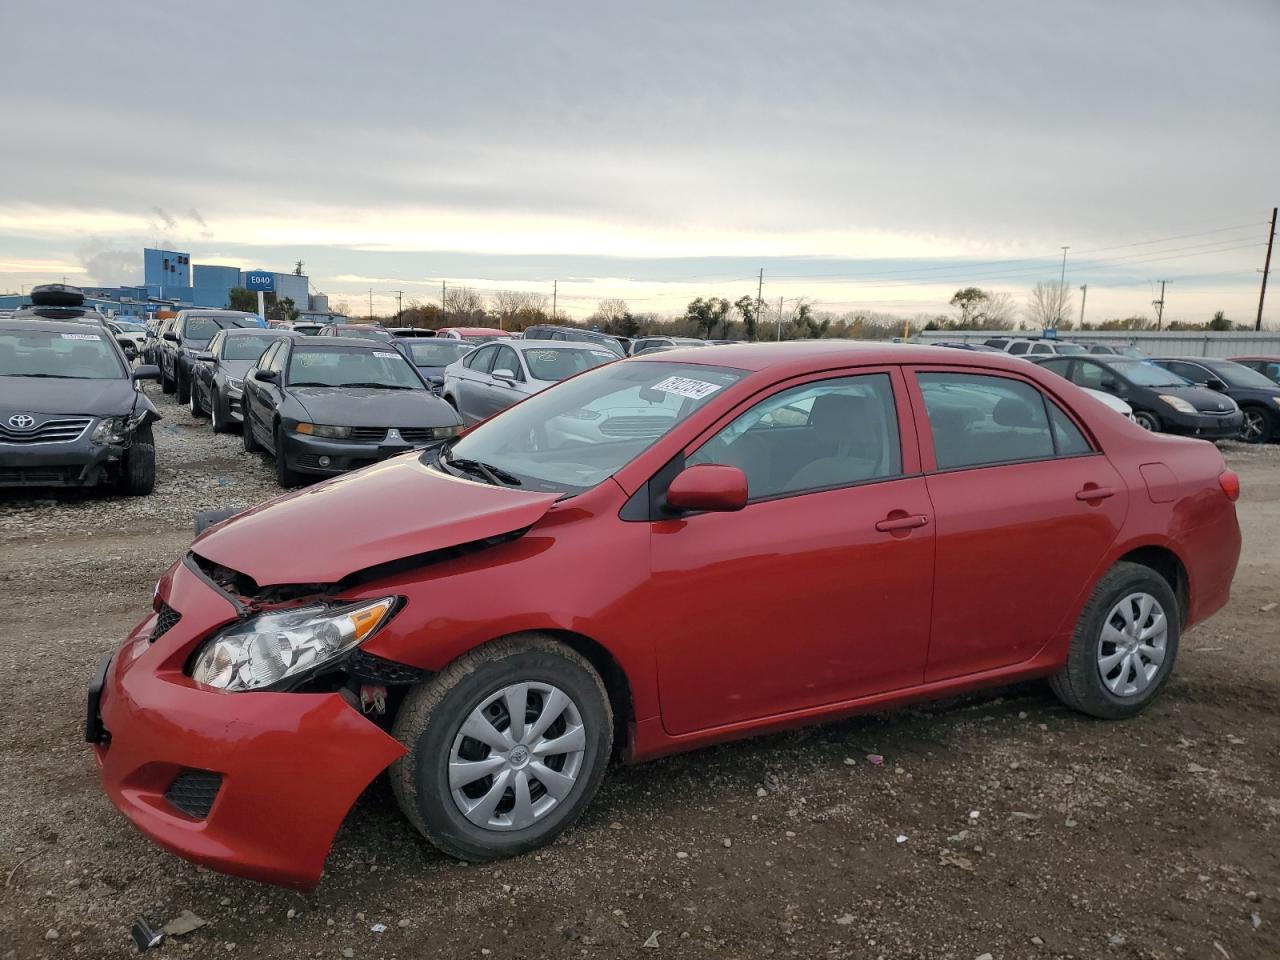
[225,377,244,391]
[91,416,129,444]
[190,597,395,692]
[182,347,200,358]
[1158,395,1197,414]
[1271,396,1280,409]
[431,424,462,439]
[295,422,353,439]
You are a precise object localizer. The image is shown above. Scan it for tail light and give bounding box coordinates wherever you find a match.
[1218,469,1240,502]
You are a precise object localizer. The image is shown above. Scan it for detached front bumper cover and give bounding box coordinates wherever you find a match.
[90,559,406,890]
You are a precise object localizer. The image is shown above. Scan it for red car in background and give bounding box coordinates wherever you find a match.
[87,343,1241,889]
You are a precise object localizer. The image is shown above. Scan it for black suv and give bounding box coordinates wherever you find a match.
[0,318,161,492]
[1151,357,1280,444]
[521,324,625,357]
[160,310,263,402]
[1032,354,1243,438]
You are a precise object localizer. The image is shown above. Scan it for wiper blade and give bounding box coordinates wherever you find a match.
[1,373,88,378]
[440,448,522,486]
[338,382,414,389]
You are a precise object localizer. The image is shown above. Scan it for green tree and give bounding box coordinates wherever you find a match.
[734,295,761,341]
[949,287,988,327]
[685,297,731,339]
[227,287,256,312]
[265,296,300,324]
[1208,310,1232,331]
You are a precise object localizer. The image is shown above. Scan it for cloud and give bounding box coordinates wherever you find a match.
[76,242,142,285]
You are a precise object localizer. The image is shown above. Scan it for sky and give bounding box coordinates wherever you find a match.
[0,0,1277,326]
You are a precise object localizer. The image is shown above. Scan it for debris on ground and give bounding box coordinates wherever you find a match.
[162,910,208,937]
[130,918,163,951]
[643,930,661,948]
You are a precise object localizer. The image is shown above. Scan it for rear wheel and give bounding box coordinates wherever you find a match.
[1239,405,1274,444]
[274,424,301,487]
[189,384,206,418]
[117,423,156,496]
[1050,561,1180,720]
[391,636,612,862]
[1132,410,1160,432]
[241,413,261,452]
[176,370,191,404]
[160,364,175,395]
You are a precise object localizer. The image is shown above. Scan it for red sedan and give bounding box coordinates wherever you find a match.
[88,343,1241,889]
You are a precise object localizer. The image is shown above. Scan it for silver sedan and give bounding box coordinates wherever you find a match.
[441,339,618,425]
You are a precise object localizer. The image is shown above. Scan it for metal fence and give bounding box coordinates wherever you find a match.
[915,329,1280,359]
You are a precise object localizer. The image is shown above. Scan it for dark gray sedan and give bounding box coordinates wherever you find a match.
[190,328,303,432]
[241,337,463,487]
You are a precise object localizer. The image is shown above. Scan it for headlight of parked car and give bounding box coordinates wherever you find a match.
[1158,395,1197,414]
[294,423,353,439]
[91,414,144,444]
[190,597,395,692]
[225,376,244,391]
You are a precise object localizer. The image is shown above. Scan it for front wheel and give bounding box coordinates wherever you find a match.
[273,425,302,487]
[175,370,191,404]
[1239,406,1274,444]
[391,636,613,862]
[117,423,156,496]
[160,365,175,395]
[1050,561,1180,720]
[189,384,206,418]
[210,390,231,433]
[241,413,261,452]
[1132,410,1161,432]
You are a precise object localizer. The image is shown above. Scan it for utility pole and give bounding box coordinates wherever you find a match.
[1153,280,1168,331]
[1078,284,1088,328]
[368,288,373,323]
[1257,206,1277,331]
[755,268,763,343]
[1058,246,1070,327]
[393,290,403,324]
[552,280,558,320]
[777,296,784,342]
[441,281,447,317]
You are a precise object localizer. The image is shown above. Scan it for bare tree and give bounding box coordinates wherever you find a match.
[981,291,1017,329]
[444,285,487,324]
[594,299,630,325]
[492,290,548,327]
[1025,282,1073,329]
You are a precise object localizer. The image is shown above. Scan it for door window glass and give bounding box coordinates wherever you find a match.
[688,374,901,500]
[1047,403,1092,456]
[466,345,498,372]
[919,373,1064,469]
[1071,361,1107,390]
[493,346,524,381]
[1161,360,1208,384]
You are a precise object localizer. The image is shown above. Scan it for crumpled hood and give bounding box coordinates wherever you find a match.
[0,376,140,417]
[192,453,559,586]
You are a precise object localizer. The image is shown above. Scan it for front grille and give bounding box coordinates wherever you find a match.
[164,769,222,819]
[0,416,93,444]
[397,427,436,444]
[0,466,80,485]
[150,602,181,642]
[347,649,428,685]
[598,415,674,438]
[349,427,387,442]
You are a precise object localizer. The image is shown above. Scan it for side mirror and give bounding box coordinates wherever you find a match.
[253,368,278,383]
[492,368,517,382]
[163,331,178,342]
[1207,378,1228,392]
[131,365,161,381]
[196,351,215,362]
[665,464,748,514]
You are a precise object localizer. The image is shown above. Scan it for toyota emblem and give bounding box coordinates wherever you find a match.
[7,414,34,430]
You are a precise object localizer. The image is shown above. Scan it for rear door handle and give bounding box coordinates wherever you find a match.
[875,514,930,532]
[1076,485,1116,501]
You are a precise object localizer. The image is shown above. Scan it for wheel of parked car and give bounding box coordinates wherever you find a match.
[117,423,156,497]
[176,371,191,404]
[1049,561,1180,720]
[1239,406,1274,444]
[210,390,231,434]
[189,385,206,419]
[160,366,175,395]
[391,636,613,862]
[274,424,302,487]
[241,416,260,453]
[1132,410,1160,432]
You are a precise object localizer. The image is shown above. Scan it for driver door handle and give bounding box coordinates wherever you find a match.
[1076,485,1116,501]
[875,513,930,532]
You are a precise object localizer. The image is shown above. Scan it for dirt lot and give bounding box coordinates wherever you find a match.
[1,383,1277,960]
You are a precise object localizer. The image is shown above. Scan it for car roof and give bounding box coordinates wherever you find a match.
[224,326,298,337]
[630,340,1045,375]
[513,339,612,350]
[0,317,118,335]
[180,309,258,318]
[292,336,393,349]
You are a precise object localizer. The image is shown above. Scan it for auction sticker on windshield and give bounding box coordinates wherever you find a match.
[653,376,723,400]
[61,333,102,341]
[373,352,400,359]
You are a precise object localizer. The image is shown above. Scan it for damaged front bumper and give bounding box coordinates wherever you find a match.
[88,558,406,890]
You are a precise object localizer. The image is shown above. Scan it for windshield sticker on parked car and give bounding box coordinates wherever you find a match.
[373,352,400,359]
[60,333,102,341]
[531,351,559,362]
[652,376,723,400]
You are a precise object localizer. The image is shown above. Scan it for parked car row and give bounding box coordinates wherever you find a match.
[88,340,1243,890]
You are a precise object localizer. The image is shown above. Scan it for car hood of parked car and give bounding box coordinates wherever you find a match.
[192,453,559,585]
[217,359,259,381]
[0,376,142,417]
[286,386,461,427]
[1157,384,1240,414]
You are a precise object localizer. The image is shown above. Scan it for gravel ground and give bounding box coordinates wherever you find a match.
[1,384,1277,960]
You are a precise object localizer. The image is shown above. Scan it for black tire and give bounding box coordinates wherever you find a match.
[160,365,175,395]
[210,390,232,433]
[241,413,261,452]
[1049,561,1181,720]
[274,424,302,487]
[391,635,613,862]
[1239,405,1274,444]
[189,383,206,418]
[1132,410,1160,432]
[176,370,191,404]
[117,423,156,496]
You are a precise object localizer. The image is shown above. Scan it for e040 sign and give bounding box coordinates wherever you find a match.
[244,272,275,292]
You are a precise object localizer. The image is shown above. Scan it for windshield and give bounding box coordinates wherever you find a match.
[112,320,146,332]
[1111,360,1190,387]
[1055,343,1087,354]
[523,347,617,381]
[336,325,393,340]
[444,361,747,494]
[287,344,424,389]
[0,330,125,379]
[406,340,475,366]
[1206,361,1280,390]
[186,315,257,342]
[223,334,286,361]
